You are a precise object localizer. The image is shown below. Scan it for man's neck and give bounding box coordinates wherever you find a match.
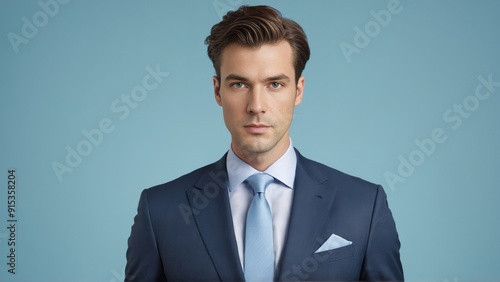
[231,139,290,172]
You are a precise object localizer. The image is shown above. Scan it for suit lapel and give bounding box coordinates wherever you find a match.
[277,151,338,280]
[186,155,245,281]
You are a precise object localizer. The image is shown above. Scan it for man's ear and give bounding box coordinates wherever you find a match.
[213,76,222,106]
[294,76,305,106]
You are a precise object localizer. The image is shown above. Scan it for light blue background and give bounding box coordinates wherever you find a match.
[1,0,499,281]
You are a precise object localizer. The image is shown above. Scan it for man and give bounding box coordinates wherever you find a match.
[126,5,403,281]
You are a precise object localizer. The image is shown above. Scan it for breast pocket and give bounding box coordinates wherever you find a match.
[310,243,355,265]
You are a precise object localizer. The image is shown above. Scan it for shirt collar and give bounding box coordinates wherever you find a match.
[226,139,297,191]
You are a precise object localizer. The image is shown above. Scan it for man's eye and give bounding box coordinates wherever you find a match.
[232,82,245,89]
[270,82,283,89]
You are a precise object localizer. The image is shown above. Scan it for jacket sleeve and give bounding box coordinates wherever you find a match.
[125,189,167,281]
[360,185,404,281]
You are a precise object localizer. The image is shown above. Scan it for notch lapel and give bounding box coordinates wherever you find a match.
[277,151,338,280]
[187,155,245,281]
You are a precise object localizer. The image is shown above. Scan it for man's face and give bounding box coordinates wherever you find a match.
[213,41,304,162]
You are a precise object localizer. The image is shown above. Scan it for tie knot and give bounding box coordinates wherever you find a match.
[246,173,274,194]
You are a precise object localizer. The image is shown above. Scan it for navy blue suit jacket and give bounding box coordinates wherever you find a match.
[125,149,403,281]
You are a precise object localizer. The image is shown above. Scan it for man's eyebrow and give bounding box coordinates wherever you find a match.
[224,74,249,81]
[224,73,291,82]
[266,74,290,82]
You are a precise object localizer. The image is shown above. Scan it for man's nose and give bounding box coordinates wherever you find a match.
[247,87,266,114]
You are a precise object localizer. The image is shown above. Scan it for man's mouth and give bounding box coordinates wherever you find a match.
[244,124,270,134]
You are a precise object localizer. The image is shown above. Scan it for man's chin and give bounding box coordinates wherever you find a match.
[236,140,273,155]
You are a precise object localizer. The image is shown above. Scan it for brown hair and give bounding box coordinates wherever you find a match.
[205,5,310,82]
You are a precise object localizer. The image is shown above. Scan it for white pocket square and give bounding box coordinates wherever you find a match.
[315,233,352,253]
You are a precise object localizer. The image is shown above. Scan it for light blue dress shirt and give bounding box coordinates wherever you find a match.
[226,139,297,270]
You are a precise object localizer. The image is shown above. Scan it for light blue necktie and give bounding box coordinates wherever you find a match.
[244,173,275,282]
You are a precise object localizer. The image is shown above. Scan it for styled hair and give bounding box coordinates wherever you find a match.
[205,5,310,82]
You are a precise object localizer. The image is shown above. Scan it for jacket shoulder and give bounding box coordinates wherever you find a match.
[144,154,227,200]
[296,149,381,194]
[297,151,385,202]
